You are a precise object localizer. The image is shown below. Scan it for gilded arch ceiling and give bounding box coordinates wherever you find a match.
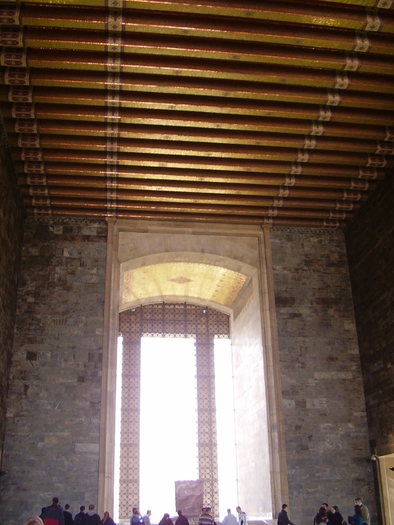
[121,261,248,310]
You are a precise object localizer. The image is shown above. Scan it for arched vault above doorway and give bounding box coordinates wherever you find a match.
[121,261,248,311]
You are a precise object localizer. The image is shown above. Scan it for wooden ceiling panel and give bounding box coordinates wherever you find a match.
[1,0,393,227]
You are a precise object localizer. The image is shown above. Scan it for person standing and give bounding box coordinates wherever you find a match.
[130,508,143,525]
[176,510,190,525]
[222,509,237,525]
[327,506,344,525]
[354,498,370,525]
[42,497,65,525]
[75,507,86,525]
[277,504,294,525]
[351,505,363,525]
[82,504,101,525]
[199,507,216,525]
[236,507,247,525]
[64,504,75,525]
[143,510,152,525]
[159,513,173,525]
[102,511,116,525]
[321,504,332,523]
[314,507,327,525]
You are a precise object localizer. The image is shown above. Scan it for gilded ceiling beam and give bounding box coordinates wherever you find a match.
[22,194,355,223]
[3,102,393,128]
[24,204,347,229]
[13,160,385,181]
[8,144,393,168]
[14,2,394,35]
[6,133,393,158]
[4,119,392,142]
[16,173,374,199]
[3,60,394,94]
[2,84,393,112]
[6,30,394,73]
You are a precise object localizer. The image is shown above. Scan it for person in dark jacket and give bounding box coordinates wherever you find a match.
[42,497,65,525]
[74,507,86,525]
[314,507,328,525]
[82,504,101,525]
[327,506,344,525]
[159,514,173,525]
[277,504,294,525]
[64,504,75,525]
[176,510,189,525]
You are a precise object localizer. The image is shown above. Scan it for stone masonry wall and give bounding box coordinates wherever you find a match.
[0,118,25,474]
[0,217,107,524]
[345,174,394,452]
[270,228,374,525]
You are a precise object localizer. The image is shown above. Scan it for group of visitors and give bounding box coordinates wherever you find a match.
[24,497,116,525]
[313,498,370,525]
[201,504,246,525]
[276,497,370,525]
[24,496,370,525]
[221,508,244,525]
[129,504,247,525]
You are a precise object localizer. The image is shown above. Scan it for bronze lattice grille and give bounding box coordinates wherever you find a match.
[118,303,230,520]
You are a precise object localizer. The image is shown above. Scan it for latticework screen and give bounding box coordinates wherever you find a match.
[118,303,230,520]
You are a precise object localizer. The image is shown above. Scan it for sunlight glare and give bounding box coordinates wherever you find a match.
[140,337,198,524]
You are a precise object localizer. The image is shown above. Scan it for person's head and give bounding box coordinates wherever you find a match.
[236,507,241,513]
[25,517,44,525]
[322,504,328,512]
[89,504,95,512]
[103,511,110,521]
[177,511,183,516]
[332,506,339,514]
[147,511,152,516]
[163,514,170,519]
[282,504,288,511]
[65,504,71,511]
[206,508,211,514]
[134,509,140,515]
[80,506,86,513]
[227,510,231,514]
[354,505,362,516]
[52,498,59,505]
[355,499,362,506]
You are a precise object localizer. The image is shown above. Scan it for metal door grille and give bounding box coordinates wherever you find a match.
[118,303,230,520]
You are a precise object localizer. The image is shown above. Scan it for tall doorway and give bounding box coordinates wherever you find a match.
[99,220,288,522]
[116,304,231,521]
[113,335,238,524]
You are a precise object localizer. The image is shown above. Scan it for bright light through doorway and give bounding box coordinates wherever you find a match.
[140,337,198,524]
[114,336,237,524]
[214,338,237,521]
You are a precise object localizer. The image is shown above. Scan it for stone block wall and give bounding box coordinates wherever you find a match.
[0,217,107,524]
[0,117,25,474]
[270,228,374,525]
[345,174,394,451]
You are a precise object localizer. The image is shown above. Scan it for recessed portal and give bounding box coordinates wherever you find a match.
[101,224,286,522]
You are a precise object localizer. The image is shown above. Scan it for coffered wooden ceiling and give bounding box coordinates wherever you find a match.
[1,0,393,228]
